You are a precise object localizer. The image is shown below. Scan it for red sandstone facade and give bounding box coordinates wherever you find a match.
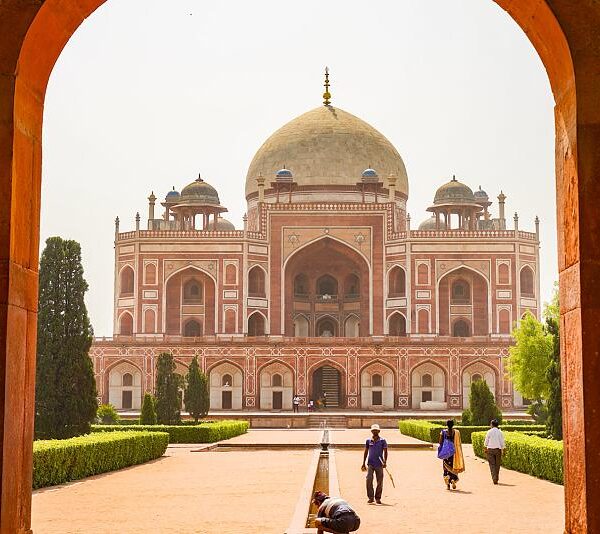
[93,102,540,412]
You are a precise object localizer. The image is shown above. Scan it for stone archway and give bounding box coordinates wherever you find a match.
[0,2,599,532]
[284,237,370,337]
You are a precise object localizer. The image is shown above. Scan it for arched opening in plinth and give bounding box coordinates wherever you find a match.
[311,365,343,409]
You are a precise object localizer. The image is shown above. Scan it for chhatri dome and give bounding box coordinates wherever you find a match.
[245,69,409,200]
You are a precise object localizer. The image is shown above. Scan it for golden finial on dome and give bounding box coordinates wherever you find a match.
[323,67,331,106]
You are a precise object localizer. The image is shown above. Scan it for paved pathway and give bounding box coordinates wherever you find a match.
[32,430,564,533]
[335,445,564,533]
[222,428,426,446]
[32,447,312,534]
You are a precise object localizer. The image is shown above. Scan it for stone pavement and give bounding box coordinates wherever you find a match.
[220,428,427,447]
[32,430,564,533]
[335,445,564,533]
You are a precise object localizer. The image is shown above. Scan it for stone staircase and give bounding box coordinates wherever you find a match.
[321,366,340,408]
[307,414,347,429]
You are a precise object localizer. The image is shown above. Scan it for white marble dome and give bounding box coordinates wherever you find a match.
[245,105,409,199]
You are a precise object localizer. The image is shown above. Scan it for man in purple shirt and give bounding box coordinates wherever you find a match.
[361,424,388,504]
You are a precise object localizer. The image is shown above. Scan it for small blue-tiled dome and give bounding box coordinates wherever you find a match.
[165,187,180,201]
[474,186,488,200]
[275,168,293,180]
[361,168,378,179]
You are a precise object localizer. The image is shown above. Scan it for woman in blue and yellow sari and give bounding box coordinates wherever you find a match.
[438,419,465,490]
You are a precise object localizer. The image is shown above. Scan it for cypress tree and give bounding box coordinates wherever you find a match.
[545,310,562,439]
[140,392,158,425]
[35,237,98,439]
[468,380,502,426]
[155,353,181,424]
[184,356,210,422]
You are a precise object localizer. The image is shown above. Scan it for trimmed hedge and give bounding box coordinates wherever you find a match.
[91,420,249,443]
[398,420,545,444]
[33,431,169,489]
[472,431,563,484]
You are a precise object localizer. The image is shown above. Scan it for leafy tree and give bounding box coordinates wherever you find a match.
[184,356,210,422]
[35,237,98,439]
[545,287,562,439]
[140,392,158,425]
[468,380,502,426]
[97,404,120,424]
[508,313,553,401]
[155,353,181,424]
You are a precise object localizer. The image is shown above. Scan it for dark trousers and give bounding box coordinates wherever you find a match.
[487,448,502,483]
[366,465,384,500]
[293,404,299,413]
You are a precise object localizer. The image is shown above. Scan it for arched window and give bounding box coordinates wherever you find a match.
[144,308,156,333]
[453,319,470,337]
[248,313,266,337]
[225,264,237,285]
[294,274,309,297]
[316,275,338,298]
[248,266,266,297]
[183,319,202,337]
[316,318,336,337]
[417,263,429,285]
[418,308,430,334]
[472,373,483,383]
[388,313,406,336]
[499,308,511,334]
[144,263,156,285]
[344,274,360,298]
[520,266,535,297]
[183,279,203,304]
[120,266,134,297]
[222,374,233,387]
[371,374,383,387]
[224,308,236,334]
[122,373,133,387]
[272,374,283,387]
[119,313,133,335]
[388,267,406,297]
[421,373,433,387]
[498,263,510,285]
[451,279,471,304]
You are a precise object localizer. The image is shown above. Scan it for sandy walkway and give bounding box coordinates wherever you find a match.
[32,446,312,534]
[222,428,428,446]
[335,445,564,533]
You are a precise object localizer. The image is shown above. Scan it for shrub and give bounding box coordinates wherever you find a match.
[461,409,472,426]
[472,431,563,484]
[468,380,502,425]
[140,393,158,425]
[33,431,169,489]
[96,404,120,424]
[398,420,545,444]
[398,420,442,442]
[91,420,249,444]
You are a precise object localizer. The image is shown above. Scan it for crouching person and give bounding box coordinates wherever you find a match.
[312,491,361,533]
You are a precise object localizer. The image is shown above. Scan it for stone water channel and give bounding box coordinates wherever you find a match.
[286,428,339,534]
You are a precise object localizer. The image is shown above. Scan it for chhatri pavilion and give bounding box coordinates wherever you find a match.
[92,71,540,413]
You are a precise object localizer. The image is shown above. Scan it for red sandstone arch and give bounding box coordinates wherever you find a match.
[118,311,134,336]
[438,266,489,336]
[0,1,598,532]
[284,237,371,336]
[164,266,215,335]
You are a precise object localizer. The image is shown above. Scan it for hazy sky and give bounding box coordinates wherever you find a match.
[41,0,557,337]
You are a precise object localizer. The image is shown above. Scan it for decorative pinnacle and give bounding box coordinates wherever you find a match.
[197,173,203,182]
[323,67,331,106]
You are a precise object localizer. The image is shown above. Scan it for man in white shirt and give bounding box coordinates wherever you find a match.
[484,419,506,484]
